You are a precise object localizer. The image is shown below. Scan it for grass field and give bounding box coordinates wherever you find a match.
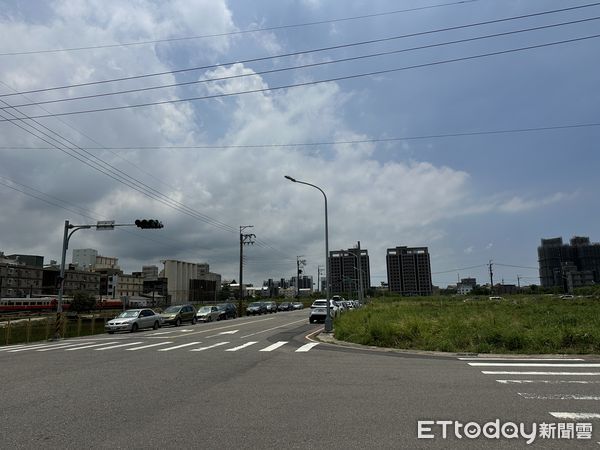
[334,295,600,354]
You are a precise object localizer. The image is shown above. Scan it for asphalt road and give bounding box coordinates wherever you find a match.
[1,309,599,449]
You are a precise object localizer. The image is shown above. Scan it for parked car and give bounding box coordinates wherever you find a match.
[278,302,293,311]
[160,304,197,326]
[309,299,339,323]
[291,302,304,310]
[216,302,238,319]
[195,305,221,322]
[246,301,267,316]
[105,309,162,333]
[264,300,278,313]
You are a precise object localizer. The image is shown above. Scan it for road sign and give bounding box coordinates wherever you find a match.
[96,220,115,230]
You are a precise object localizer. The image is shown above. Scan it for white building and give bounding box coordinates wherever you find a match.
[72,249,97,270]
[162,260,221,304]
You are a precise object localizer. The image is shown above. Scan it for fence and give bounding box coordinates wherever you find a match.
[1,312,117,346]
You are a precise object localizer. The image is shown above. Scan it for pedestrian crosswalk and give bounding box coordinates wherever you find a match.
[459,356,600,422]
[0,339,319,355]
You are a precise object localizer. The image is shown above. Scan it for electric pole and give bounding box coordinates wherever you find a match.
[488,260,494,294]
[296,256,306,297]
[239,225,255,316]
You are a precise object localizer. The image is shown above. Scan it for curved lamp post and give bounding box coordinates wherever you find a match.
[284,176,332,332]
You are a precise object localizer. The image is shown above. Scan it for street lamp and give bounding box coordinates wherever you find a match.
[284,175,332,332]
[53,218,163,339]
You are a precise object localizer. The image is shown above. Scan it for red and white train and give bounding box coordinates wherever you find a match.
[0,297,123,313]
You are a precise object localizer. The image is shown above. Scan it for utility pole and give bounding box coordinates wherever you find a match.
[317,265,323,293]
[296,256,306,298]
[356,241,364,304]
[517,274,521,289]
[239,225,255,316]
[488,260,494,295]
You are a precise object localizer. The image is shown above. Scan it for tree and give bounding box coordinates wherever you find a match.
[70,291,96,312]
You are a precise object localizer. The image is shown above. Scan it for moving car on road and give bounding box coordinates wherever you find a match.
[196,305,221,322]
[160,304,197,326]
[309,299,339,323]
[105,309,162,333]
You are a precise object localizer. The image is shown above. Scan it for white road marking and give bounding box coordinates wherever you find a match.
[190,342,229,352]
[9,343,64,352]
[259,341,288,352]
[65,342,119,351]
[470,363,600,367]
[519,393,600,400]
[240,318,308,338]
[36,342,97,352]
[95,342,143,351]
[549,413,600,420]
[125,342,173,351]
[179,329,194,332]
[459,357,584,361]
[146,331,176,336]
[497,380,600,385]
[482,371,600,376]
[296,343,319,352]
[205,330,238,338]
[158,342,202,351]
[225,341,258,352]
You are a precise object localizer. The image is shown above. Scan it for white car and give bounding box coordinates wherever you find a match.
[105,309,162,333]
[309,299,339,323]
[196,305,221,322]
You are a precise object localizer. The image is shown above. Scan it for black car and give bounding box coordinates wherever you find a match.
[217,302,237,320]
[278,302,293,311]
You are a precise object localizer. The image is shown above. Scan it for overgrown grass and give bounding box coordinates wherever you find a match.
[334,296,600,354]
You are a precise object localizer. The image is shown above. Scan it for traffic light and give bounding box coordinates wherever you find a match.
[135,219,164,229]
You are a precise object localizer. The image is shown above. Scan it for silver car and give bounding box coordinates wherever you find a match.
[196,305,221,322]
[105,309,162,333]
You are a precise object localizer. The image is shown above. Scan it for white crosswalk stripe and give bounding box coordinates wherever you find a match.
[296,343,319,352]
[461,356,600,421]
[65,342,120,351]
[36,342,98,352]
[158,342,201,352]
[95,342,143,351]
[259,341,288,352]
[190,342,229,352]
[225,341,258,352]
[126,342,173,351]
[9,343,66,352]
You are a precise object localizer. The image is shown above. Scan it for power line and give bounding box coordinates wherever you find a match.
[2,33,598,123]
[495,263,539,270]
[0,0,478,57]
[2,2,597,98]
[5,15,598,110]
[432,264,487,274]
[3,121,599,151]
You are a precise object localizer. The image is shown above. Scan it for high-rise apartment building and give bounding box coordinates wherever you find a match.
[329,248,371,296]
[386,246,432,296]
[538,236,600,289]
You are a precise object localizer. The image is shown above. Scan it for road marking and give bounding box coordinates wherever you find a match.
[482,371,600,376]
[470,363,600,367]
[95,342,143,351]
[158,317,275,339]
[225,341,258,352]
[549,413,600,420]
[65,342,120,351]
[240,318,308,338]
[296,342,319,352]
[206,330,239,338]
[459,357,584,361]
[190,342,229,352]
[0,344,36,351]
[497,380,600,385]
[8,343,65,352]
[179,329,194,332]
[158,342,201,351]
[126,342,173,351]
[519,393,600,400]
[36,342,97,352]
[259,341,288,352]
[146,331,177,336]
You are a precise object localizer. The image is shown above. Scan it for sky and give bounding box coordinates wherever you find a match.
[0,0,598,289]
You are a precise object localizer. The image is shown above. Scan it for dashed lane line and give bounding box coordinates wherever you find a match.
[459,357,584,361]
[470,363,600,368]
[497,380,600,385]
[482,371,600,376]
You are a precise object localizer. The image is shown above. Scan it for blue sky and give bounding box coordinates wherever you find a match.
[0,0,598,288]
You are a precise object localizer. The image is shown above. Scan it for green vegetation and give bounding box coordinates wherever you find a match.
[334,295,600,354]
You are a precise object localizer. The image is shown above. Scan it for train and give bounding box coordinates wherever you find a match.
[0,296,123,313]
